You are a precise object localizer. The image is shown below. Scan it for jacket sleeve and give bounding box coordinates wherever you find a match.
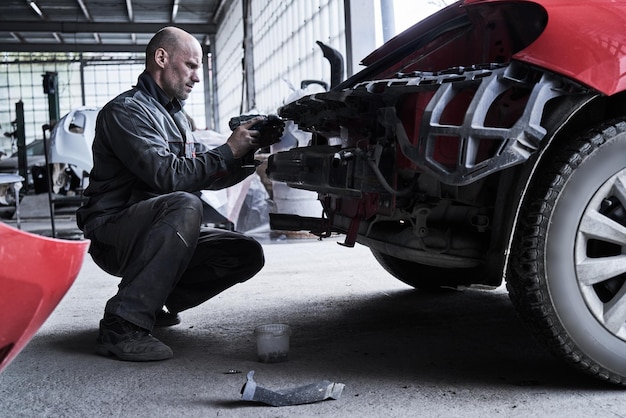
[101,98,252,193]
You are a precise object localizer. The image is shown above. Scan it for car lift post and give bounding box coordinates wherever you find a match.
[14,101,27,193]
[42,72,60,237]
[43,72,60,126]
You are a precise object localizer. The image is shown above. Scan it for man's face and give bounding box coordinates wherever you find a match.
[161,41,202,101]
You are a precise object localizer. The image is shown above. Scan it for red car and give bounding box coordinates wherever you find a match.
[268,0,626,384]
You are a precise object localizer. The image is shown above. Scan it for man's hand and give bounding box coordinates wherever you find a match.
[227,114,285,159]
[226,117,265,159]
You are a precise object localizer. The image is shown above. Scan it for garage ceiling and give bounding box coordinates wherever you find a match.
[0,0,222,53]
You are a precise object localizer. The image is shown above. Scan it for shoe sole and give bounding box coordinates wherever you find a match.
[96,342,173,362]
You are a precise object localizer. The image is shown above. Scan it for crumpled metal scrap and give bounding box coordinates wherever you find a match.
[240,370,345,407]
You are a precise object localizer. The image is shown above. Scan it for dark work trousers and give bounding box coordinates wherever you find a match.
[85,191,265,331]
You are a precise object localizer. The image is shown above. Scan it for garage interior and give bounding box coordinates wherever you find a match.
[0,0,441,244]
[5,2,626,416]
[0,0,408,229]
[0,0,397,149]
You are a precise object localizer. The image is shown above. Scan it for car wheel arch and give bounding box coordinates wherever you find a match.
[499,92,605,282]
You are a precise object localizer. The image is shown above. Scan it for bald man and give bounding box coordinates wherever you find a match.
[77,27,279,361]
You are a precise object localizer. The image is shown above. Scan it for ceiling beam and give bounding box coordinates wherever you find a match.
[10,32,26,43]
[1,21,217,35]
[0,42,149,53]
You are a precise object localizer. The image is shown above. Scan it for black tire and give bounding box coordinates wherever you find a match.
[371,249,479,290]
[508,119,626,385]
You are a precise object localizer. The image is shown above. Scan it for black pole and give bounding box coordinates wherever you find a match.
[15,101,27,192]
[41,124,56,238]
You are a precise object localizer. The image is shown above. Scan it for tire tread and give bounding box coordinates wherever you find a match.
[507,121,626,385]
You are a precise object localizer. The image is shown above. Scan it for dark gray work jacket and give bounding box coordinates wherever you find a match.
[77,71,253,233]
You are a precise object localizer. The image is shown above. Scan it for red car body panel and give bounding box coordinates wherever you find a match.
[0,223,89,373]
[363,0,626,96]
[513,1,626,96]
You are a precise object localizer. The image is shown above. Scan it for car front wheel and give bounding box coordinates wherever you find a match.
[508,119,626,384]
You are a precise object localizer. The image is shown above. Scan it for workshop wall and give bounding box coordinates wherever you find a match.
[1,0,350,151]
[213,0,346,133]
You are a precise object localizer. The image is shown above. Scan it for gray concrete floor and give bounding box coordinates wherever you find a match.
[1,211,626,417]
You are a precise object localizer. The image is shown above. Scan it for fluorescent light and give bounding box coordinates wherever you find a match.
[29,1,43,17]
[172,0,180,21]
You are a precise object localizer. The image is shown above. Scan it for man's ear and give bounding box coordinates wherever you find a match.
[154,48,168,68]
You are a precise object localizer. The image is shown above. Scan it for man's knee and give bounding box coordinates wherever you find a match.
[162,192,203,224]
[165,192,203,215]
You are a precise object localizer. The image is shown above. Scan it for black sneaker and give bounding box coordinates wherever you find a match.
[96,315,173,361]
[155,308,181,327]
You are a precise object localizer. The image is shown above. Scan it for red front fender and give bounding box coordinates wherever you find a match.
[360,0,626,96]
[512,1,626,96]
[0,223,90,373]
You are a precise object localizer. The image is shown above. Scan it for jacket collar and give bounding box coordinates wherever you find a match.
[136,71,182,115]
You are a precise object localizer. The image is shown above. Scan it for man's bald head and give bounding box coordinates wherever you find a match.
[146,27,199,71]
[144,26,203,101]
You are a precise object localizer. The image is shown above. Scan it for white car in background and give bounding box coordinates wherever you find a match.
[0,107,98,209]
[48,106,99,183]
